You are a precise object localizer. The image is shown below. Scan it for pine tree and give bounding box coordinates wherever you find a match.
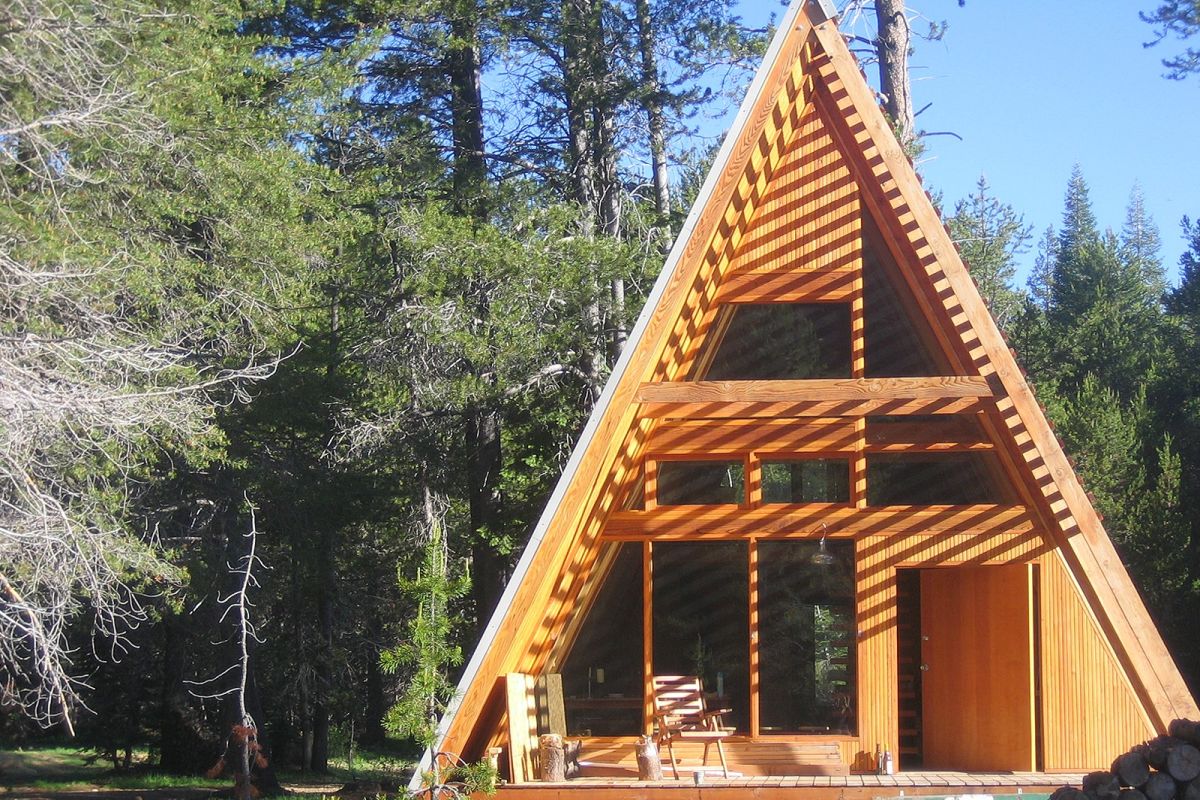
[1027,225,1059,313]
[946,176,1030,331]
[1142,1,1200,79]
[1121,183,1167,301]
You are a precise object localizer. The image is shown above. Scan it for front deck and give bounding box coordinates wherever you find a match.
[495,771,1087,800]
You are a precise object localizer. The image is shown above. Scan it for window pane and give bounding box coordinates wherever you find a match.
[652,542,750,732]
[657,461,745,506]
[763,460,851,503]
[867,454,1010,505]
[863,217,945,377]
[704,304,852,380]
[758,541,856,735]
[560,543,644,736]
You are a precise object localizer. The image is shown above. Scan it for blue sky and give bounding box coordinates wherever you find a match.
[732,1,1200,284]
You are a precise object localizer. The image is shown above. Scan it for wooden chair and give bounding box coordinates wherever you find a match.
[651,675,733,779]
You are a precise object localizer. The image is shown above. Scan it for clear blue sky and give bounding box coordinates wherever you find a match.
[731,1,1200,284]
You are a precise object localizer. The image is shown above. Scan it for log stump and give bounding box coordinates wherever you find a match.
[539,734,565,782]
[1169,745,1200,783]
[1115,751,1152,788]
[636,736,664,781]
[1144,771,1177,800]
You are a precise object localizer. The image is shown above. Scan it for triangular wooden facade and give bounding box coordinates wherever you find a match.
[418,0,1197,784]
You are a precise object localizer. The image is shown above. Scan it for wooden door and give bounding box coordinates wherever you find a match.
[920,564,1037,771]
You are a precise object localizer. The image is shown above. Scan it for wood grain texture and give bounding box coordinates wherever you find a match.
[646,418,994,456]
[1039,550,1155,769]
[604,504,1037,539]
[725,97,860,277]
[638,397,989,420]
[636,377,992,405]
[507,673,539,783]
[921,565,1036,771]
[717,269,858,302]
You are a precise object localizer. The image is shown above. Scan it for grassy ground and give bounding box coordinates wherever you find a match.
[0,744,415,798]
[0,747,225,794]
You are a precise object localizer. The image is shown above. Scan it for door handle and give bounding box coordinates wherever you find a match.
[919,664,930,671]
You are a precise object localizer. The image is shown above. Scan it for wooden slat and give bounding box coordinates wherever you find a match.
[604,504,1036,539]
[639,396,989,420]
[646,417,994,455]
[1039,550,1155,769]
[649,418,857,455]
[717,268,858,302]
[636,377,992,405]
[506,673,538,783]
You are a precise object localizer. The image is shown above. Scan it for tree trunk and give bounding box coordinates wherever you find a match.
[563,0,598,229]
[448,9,488,219]
[635,0,671,230]
[467,407,505,627]
[362,611,386,746]
[874,0,914,150]
[159,614,216,772]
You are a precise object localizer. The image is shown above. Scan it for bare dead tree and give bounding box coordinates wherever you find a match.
[188,496,268,800]
[0,0,281,732]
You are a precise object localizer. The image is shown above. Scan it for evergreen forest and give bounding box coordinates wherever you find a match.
[4,0,1200,791]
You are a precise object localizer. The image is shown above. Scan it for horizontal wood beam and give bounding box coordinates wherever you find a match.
[639,396,989,420]
[637,376,992,404]
[604,503,1035,539]
[648,418,856,455]
[646,417,995,455]
[716,268,859,303]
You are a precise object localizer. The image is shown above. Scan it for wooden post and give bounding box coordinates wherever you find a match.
[539,734,566,782]
[636,735,664,781]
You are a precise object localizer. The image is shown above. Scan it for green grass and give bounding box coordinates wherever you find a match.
[2,742,417,795]
[0,746,223,792]
[275,746,416,786]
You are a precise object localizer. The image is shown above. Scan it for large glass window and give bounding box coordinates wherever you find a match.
[656,460,745,506]
[703,304,852,380]
[758,540,856,734]
[560,543,644,736]
[762,459,851,504]
[652,542,750,731]
[867,453,1011,505]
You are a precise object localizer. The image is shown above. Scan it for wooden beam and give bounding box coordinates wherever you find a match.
[716,268,858,303]
[636,376,992,405]
[649,418,858,455]
[639,396,990,420]
[604,504,1035,539]
[646,417,995,455]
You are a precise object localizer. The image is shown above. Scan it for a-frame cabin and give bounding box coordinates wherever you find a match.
[416,0,1198,793]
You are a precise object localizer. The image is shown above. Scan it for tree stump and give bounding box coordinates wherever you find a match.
[539,734,565,782]
[636,736,664,781]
